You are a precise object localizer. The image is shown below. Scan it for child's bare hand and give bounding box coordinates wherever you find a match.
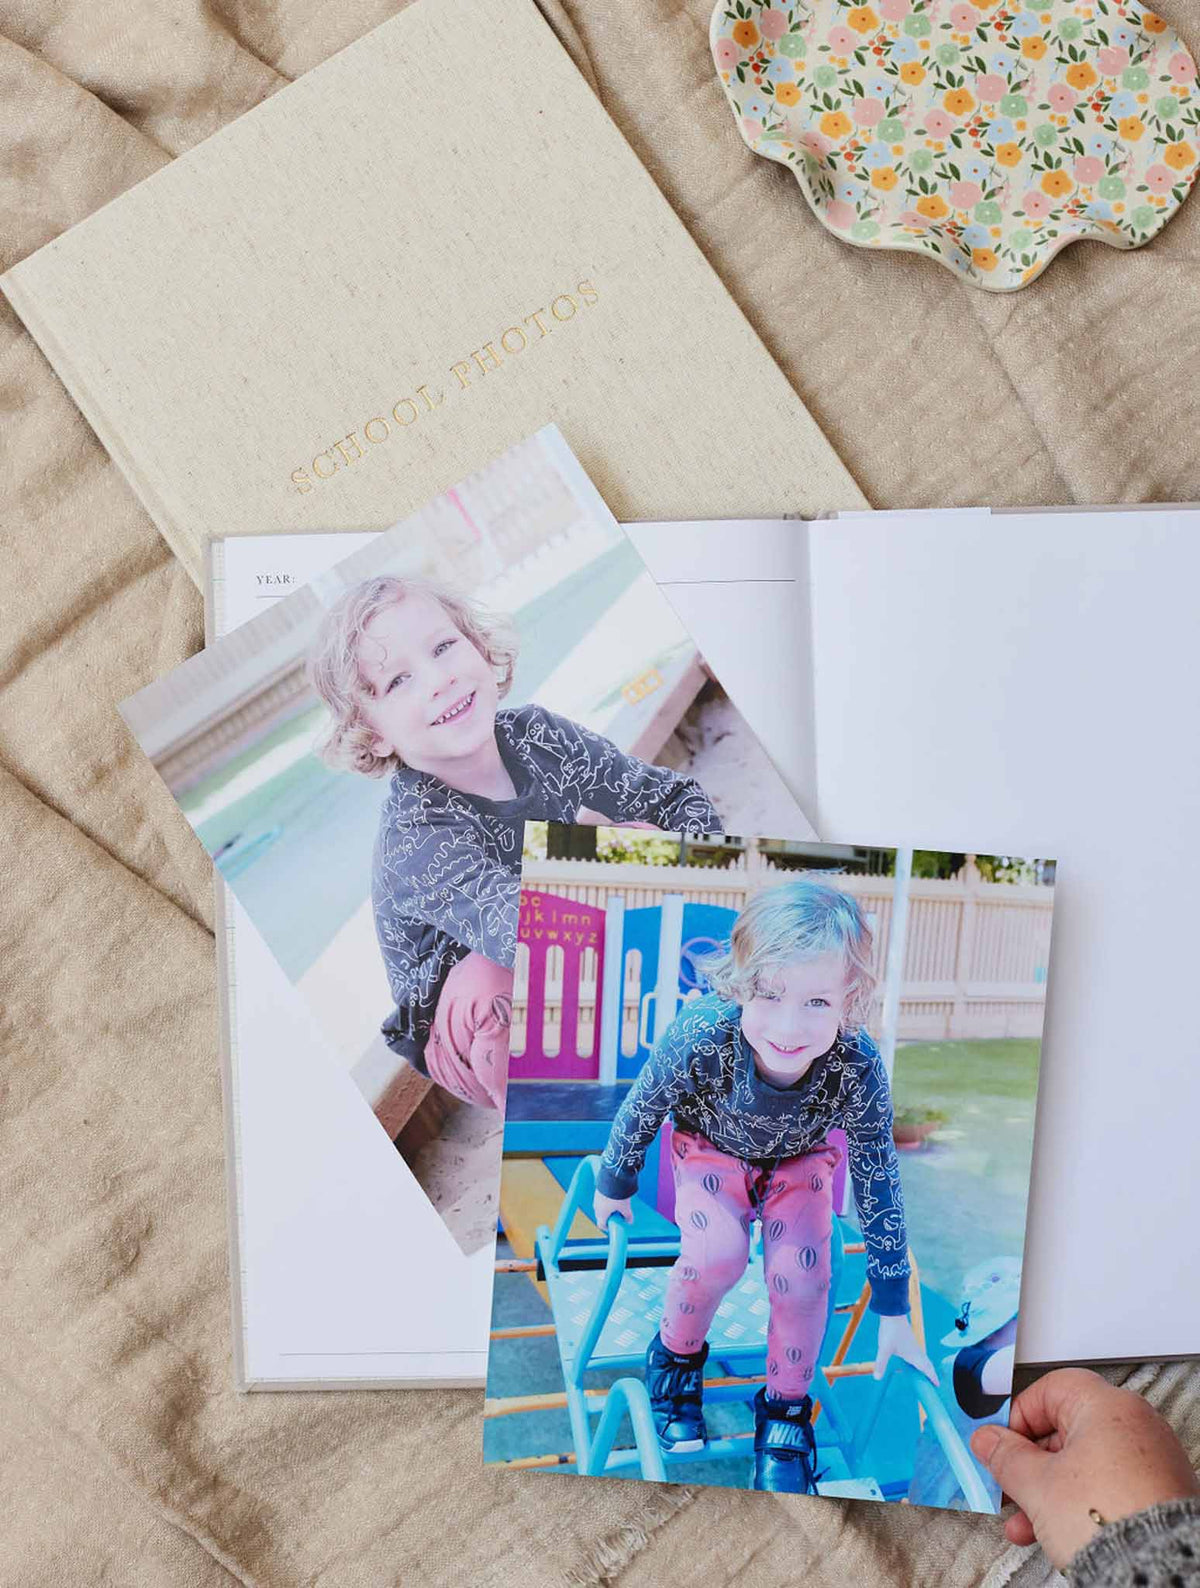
[873,1312,938,1385]
[574,806,657,831]
[970,1368,1200,1570]
[592,1192,633,1232]
[423,953,513,1110]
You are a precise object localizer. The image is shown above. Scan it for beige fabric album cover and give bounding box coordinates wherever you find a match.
[0,0,863,589]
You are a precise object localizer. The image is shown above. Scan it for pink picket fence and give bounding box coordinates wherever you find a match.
[509,890,606,1080]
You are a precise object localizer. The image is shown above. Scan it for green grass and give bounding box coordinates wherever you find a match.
[893,1038,1041,1107]
[884,1038,1042,1306]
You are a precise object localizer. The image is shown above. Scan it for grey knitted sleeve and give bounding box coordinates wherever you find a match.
[1069,1497,1200,1587]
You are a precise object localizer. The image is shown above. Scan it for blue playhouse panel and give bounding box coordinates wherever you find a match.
[679,902,737,993]
[617,906,660,1080]
[617,902,737,1079]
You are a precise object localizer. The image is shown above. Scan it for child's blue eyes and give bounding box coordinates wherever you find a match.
[384,638,457,691]
[756,993,831,1008]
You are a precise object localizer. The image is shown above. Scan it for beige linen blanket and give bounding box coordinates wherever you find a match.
[1,3,1197,1584]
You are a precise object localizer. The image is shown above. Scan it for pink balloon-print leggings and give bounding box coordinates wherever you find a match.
[659,1128,840,1399]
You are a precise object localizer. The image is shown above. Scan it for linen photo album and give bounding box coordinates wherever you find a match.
[0,0,863,589]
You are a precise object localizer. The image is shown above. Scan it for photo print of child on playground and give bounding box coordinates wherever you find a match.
[486,829,1056,1511]
[119,426,806,1256]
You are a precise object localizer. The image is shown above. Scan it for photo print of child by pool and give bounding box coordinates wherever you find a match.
[487,828,1056,1510]
[119,427,808,1255]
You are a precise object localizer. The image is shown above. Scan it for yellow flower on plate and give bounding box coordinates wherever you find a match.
[872,166,899,190]
[776,82,801,106]
[1117,116,1145,142]
[917,194,950,219]
[901,61,926,84]
[972,248,999,271]
[996,142,1023,167]
[944,88,975,116]
[732,19,758,47]
[1165,142,1196,170]
[1022,36,1048,59]
[1041,169,1074,198]
[820,111,852,138]
[1142,10,1167,34]
[847,6,879,31]
[1066,63,1097,90]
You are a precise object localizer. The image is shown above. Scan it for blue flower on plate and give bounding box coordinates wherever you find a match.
[989,116,1015,144]
[1110,22,1138,49]
[836,178,859,204]
[961,223,991,248]
[1086,199,1114,222]
[742,95,770,121]
[765,57,794,83]
[989,50,1014,76]
[1010,11,1041,38]
[890,34,920,64]
[1107,90,1139,119]
[961,154,991,183]
[863,142,895,170]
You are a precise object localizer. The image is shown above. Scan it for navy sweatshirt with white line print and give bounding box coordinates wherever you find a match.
[372,701,719,1072]
[597,993,912,1315]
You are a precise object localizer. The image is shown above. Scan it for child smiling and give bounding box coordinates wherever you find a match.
[308,573,720,1109]
[593,877,935,1493]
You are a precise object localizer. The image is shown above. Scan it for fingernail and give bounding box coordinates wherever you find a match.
[971,1426,1001,1461]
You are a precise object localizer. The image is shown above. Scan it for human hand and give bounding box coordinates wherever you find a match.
[424,953,513,1110]
[574,807,657,831]
[873,1312,939,1385]
[592,1192,634,1232]
[970,1367,1200,1570]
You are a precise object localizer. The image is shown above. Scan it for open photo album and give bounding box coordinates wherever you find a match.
[628,506,1200,1370]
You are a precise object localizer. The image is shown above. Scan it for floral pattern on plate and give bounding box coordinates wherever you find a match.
[710,0,1200,289]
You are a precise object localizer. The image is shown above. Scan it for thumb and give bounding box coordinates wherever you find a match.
[970,1423,1050,1505]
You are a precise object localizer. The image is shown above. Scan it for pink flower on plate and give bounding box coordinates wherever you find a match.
[759,8,789,39]
[1074,155,1103,184]
[976,74,1006,102]
[880,0,910,17]
[1023,190,1052,218]
[828,24,855,53]
[1146,163,1176,193]
[950,180,983,207]
[950,4,979,31]
[1048,83,1077,113]
[801,129,833,157]
[899,209,931,227]
[925,108,953,137]
[826,200,857,229]
[743,117,764,142]
[1096,46,1129,76]
[715,37,740,68]
[854,96,886,126]
[1169,52,1197,85]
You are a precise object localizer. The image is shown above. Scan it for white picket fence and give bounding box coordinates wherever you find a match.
[516,858,1053,1045]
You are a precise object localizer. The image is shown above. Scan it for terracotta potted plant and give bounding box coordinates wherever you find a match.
[892,1105,948,1150]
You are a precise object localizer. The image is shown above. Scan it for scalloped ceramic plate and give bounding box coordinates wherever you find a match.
[711,0,1200,290]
